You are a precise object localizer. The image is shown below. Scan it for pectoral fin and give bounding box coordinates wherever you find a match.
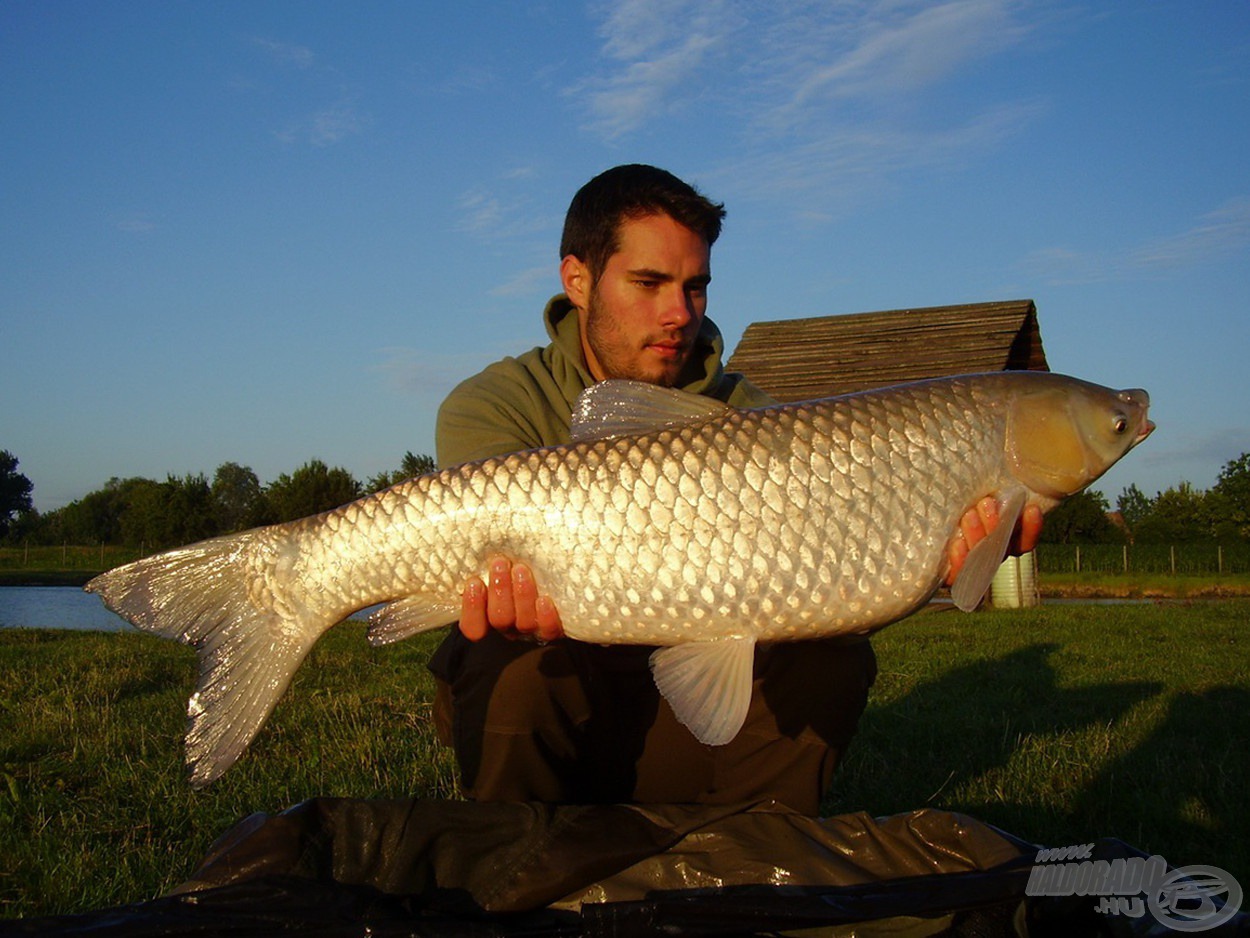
[950,488,1028,612]
[367,595,461,645]
[649,637,756,745]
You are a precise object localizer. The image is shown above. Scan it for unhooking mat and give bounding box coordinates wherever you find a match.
[3,799,1245,937]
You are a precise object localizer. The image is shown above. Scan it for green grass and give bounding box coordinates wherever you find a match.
[0,545,144,580]
[824,601,1248,886]
[2,602,1248,920]
[0,625,455,918]
[1040,570,1250,598]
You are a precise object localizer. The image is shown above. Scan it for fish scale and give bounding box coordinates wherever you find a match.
[87,371,1152,785]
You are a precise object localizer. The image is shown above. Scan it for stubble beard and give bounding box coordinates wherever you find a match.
[584,288,689,388]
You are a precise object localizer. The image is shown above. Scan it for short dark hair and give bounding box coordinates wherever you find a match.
[560,164,725,282]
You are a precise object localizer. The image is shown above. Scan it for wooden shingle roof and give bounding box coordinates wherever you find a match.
[725,299,1048,402]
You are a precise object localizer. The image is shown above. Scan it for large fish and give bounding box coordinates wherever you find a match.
[88,372,1152,786]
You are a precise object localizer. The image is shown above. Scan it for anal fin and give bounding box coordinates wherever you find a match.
[368,595,461,645]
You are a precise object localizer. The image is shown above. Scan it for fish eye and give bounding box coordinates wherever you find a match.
[1113,414,1128,435]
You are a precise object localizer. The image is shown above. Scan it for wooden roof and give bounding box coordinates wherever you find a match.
[725,299,1048,402]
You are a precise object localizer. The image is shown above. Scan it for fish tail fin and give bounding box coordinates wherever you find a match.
[87,529,328,786]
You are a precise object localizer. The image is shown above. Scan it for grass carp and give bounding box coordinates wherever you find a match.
[88,372,1153,785]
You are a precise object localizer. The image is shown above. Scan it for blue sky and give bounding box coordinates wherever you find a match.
[3,1,1248,514]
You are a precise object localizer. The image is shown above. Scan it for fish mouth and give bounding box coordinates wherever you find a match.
[1118,388,1154,447]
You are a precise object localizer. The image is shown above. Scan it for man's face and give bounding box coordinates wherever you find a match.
[571,212,711,387]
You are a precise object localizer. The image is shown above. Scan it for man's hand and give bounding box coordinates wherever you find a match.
[460,556,564,642]
[945,497,1043,586]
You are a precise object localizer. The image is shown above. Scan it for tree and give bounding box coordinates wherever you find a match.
[212,462,264,532]
[264,460,361,523]
[1210,452,1250,540]
[159,473,217,546]
[366,451,436,493]
[1116,483,1151,538]
[1134,482,1211,543]
[1038,488,1124,544]
[0,450,34,539]
[115,477,167,547]
[45,477,150,545]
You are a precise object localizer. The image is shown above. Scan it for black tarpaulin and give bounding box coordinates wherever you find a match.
[4,799,1245,937]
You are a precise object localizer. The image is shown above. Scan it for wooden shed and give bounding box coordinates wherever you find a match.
[725,299,1048,402]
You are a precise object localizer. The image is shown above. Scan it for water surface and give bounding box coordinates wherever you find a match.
[0,586,382,633]
[0,586,136,632]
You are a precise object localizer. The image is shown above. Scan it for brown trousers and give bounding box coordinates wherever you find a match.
[429,632,876,815]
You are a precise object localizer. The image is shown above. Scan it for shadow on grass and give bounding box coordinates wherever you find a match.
[1075,684,1248,884]
[827,639,1248,883]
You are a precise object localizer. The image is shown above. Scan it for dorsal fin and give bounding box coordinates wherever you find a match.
[570,379,734,443]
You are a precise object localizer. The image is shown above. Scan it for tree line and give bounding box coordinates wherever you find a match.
[3,448,1249,551]
[1026,452,1250,545]
[0,450,434,550]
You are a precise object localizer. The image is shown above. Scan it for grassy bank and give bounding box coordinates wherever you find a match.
[0,545,143,585]
[1039,571,1250,599]
[2,602,1248,919]
[0,625,456,918]
[825,601,1248,887]
[0,570,96,586]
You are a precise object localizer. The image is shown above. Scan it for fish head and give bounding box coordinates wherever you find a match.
[1006,375,1154,499]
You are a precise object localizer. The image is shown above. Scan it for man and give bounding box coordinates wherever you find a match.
[430,164,1040,812]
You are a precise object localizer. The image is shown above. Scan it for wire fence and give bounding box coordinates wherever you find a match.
[0,544,147,572]
[1036,542,1250,576]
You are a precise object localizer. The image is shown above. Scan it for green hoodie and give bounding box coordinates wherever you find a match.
[436,295,773,468]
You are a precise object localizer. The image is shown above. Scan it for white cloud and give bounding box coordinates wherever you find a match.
[1021,197,1250,284]
[490,264,557,298]
[274,100,369,147]
[454,185,553,243]
[1125,198,1250,272]
[116,213,157,233]
[571,0,1040,215]
[783,0,1027,111]
[1128,426,1250,494]
[308,103,368,146]
[572,0,737,139]
[373,347,509,398]
[248,37,316,69]
[707,99,1043,218]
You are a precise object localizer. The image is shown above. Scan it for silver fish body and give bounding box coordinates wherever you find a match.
[88,372,1153,784]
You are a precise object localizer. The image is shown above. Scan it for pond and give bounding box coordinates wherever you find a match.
[0,587,1168,635]
[0,585,137,632]
[0,586,383,633]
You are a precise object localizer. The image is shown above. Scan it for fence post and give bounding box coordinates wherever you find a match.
[1075,545,1081,573]
[1123,544,1128,574]
[1170,545,1176,576]
[1219,544,1223,575]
